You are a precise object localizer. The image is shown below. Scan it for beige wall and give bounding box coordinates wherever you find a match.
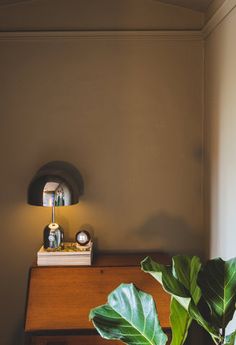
[205,4,236,260]
[0,32,204,344]
[205,1,236,334]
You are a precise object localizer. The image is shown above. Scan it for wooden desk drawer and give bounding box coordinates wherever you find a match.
[25,266,170,332]
[29,334,171,345]
[29,335,123,345]
[25,253,171,345]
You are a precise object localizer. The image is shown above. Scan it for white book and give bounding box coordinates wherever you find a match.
[37,242,93,266]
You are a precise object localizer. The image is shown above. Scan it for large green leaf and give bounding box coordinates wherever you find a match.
[198,258,236,330]
[141,256,191,309]
[225,330,236,345]
[170,298,192,345]
[141,256,201,345]
[172,256,201,304]
[141,256,219,343]
[170,256,202,345]
[90,283,168,345]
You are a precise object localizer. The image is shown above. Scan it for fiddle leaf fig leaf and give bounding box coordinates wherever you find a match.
[172,256,202,304]
[225,330,236,345]
[170,298,192,345]
[170,256,202,345]
[141,256,190,310]
[198,258,236,329]
[188,302,220,344]
[141,256,219,343]
[90,283,168,345]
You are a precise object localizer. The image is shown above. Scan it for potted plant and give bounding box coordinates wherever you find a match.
[90,255,236,345]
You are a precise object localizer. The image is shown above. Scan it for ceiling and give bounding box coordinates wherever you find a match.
[0,0,214,12]
[0,0,32,5]
[158,0,213,12]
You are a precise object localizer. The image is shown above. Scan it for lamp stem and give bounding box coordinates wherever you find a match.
[52,205,55,223]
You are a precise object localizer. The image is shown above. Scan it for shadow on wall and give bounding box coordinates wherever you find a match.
[10,321,24,345]
[133,212,204,258]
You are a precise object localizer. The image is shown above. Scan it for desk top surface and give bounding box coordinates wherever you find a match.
[33,251,170,268]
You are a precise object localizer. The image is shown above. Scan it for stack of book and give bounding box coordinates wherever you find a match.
[37,242,93,266]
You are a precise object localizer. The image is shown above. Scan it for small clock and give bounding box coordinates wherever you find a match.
[75,230,91,246]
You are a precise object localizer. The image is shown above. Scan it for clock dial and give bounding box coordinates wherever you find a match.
[75,230,91,246]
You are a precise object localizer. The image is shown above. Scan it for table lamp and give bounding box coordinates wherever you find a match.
[28,161,83,249]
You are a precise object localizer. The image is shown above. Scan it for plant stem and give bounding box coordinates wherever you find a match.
[217,329,225,345]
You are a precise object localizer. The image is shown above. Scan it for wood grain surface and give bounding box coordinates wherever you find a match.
[28,333,171,345]
[25,253,171,334]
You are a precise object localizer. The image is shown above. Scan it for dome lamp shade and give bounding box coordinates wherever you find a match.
[27,161,84,250]
[27,161,84,207]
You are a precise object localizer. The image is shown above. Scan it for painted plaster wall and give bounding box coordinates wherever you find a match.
[205,2,236,334]
[205,5,236,260]
[0,33,203,344]
[0,1,204,342]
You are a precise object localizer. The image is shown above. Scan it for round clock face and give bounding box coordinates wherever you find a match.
[75,230,91,246]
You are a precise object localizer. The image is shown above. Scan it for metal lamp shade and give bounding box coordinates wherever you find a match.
[27,161,83,207]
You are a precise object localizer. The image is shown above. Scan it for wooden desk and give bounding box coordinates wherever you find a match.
[24,253,171,345]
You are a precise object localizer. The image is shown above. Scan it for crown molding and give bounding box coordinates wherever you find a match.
[0,1,234,41]
[202,0,236,38]
[0,30,202,41]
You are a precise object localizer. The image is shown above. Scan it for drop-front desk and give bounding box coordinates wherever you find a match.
[24,253,171,345]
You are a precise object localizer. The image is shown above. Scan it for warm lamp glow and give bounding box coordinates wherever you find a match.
[27,161,84,249]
